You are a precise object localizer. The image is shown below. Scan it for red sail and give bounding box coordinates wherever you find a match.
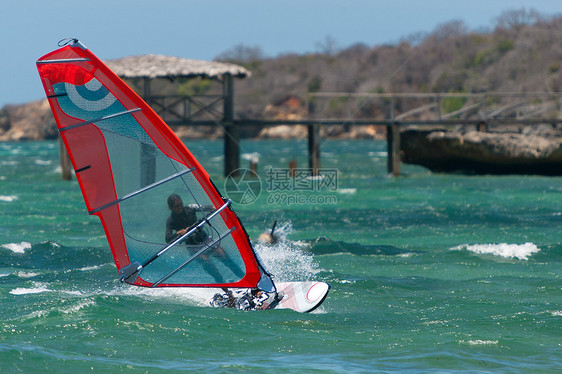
[37,40,274,291]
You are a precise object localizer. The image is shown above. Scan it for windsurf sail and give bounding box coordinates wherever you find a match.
[37,39,275,292]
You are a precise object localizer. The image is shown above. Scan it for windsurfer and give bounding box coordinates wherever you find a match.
[165,194,245,283]
[257,220,279,245]
[165,194,211,244]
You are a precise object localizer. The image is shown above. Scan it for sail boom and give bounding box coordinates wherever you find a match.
[88,167,196,215]
[155,199,232,257]
[119,199,233,284]
[151,227,236,288]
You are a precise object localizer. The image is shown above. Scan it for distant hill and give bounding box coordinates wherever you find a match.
[3,9,562,141]
[221,10,562,120]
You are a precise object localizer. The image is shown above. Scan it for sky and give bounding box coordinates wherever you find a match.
[2,0,562,107]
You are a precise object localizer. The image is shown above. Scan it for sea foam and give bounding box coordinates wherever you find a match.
[0,195,18,202]
[241,152,260,163]
[254,221,319,282]
[337,188,356,195]
[9,286,52,295]
[34,159,52,165]
[16,271,39,278]
[451,242,540,260]
[460,339,499,346]
[2,242,32,254]
[108,284,212,307]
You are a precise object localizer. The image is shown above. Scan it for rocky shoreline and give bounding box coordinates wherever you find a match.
[0,100,58,141]
[401,126,562,175]
[0,100,383,141]
[3,100,562,175]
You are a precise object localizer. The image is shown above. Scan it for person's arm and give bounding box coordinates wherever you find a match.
[166,213,197,243]
[165,219,178,243]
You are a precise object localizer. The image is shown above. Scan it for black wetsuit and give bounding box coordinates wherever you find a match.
[165,206,207,244]
[165,205,245,283]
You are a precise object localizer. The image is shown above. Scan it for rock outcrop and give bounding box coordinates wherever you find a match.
[401,126,562,175]
[0,100,57,141]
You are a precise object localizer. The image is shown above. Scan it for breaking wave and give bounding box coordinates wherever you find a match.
[0,195,18,202]
[9,285,53,295]
[2,242,32,254]
[451,242,541,260]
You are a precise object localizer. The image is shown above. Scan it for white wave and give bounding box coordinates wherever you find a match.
[74,262,113,273]
[337,188,356,195]
[242,152,260,163]
[77,265,104,272]
[10,286,52,295]
[306,174,324,181]
[0,195,18,202]
[254,222,319,282]
[15,297,95,321]
[423,320,450,326]
[16,271,39,278]
[368,151,388,157]
[2,242,31,254]
[34,159,52,165]
[60,290,86,296]
[463,339,499,346]
[550,310,562,316]
[108,284,213,307]
[451,242,540,260]
[21,310,48,320]
[60,299,95,314]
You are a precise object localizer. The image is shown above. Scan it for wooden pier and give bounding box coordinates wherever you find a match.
[225,92,562,176]
[57,55,562,179]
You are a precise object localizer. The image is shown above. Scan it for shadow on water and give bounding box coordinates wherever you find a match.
[304,237,421,256]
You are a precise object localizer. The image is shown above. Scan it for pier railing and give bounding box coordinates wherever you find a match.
[59,91,562,178]
[233,92,562,176]
[305,92,562,123]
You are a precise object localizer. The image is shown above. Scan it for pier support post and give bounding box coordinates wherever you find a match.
[308,124,320,175]
[223,74,239,177]
[386,122,401,176]
[289,159,297,177]
[477,121,488,132]
[224,124,240,177]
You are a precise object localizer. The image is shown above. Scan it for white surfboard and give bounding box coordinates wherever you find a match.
[208,281,330,313]
[271,281,330,313]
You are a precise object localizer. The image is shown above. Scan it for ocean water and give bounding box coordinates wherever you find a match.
[1,139,561,373]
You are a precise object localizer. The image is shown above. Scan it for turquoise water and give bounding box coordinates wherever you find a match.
[1,139,561,373]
